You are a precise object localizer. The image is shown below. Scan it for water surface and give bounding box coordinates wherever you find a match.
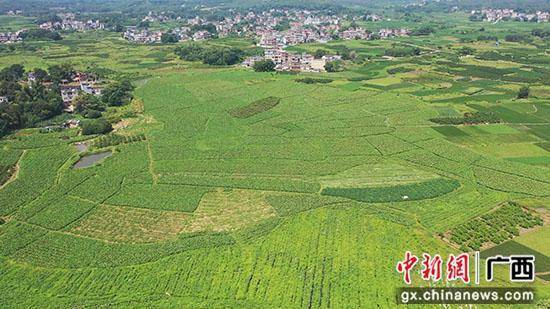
[73,151,112,169]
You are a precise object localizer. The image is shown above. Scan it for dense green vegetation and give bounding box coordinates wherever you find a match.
[91,133,146,149]
[448,202,543,251]
[321,178,460,203]
[80,118,112,135]
[229,96,281,118]
[0,1,549,307]
[175,44,246,65]
[252,59,275,72]
[481,241,550,276]
[0,65,63,135]
[0,165,15,185]
[295,77,333,84]
[430,111,502,125]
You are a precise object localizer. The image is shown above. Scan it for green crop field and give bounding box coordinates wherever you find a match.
[0,1,549,307]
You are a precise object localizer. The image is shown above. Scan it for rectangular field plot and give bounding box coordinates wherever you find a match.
[69,204,189,243]
[469,143,549,158]
[481,241,550,275]
[0,221,47,257]
[27,196,97,230]
[106,184,211,212]
[514,226,550,256]
[507,156,550,167]
[319,162,438,188]
[432,126,469,138]
[181,189,277,233]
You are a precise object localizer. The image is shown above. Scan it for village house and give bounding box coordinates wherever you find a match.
[0,30,23,44]
[242,56,265,68]
[340,27,370,40]
[59,73,103,112]
[123,27,162,43]
[192,30,211,41]
[0,96,9,105]
[39,14,104,32]
[379,28,411,39]
[260,49,339,73]
[473,9,549,22]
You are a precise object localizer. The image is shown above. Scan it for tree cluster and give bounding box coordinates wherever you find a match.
[161,32,180,44]
[0,65,63,136]
[324,61,343,72]
[430,111,501,125]
[411,25,435,36]
[74,79,134,118]
[517,86,529,99]
[81,118,112,135]
[19,29,62,41]
[384,47,421,57]
[253,60,276,72]
[175,45,245,66]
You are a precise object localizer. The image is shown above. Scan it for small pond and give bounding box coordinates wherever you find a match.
[73,151,112,169]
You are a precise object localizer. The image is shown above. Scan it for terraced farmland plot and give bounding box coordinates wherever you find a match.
[320,162,460,202]
[69,204,189,243]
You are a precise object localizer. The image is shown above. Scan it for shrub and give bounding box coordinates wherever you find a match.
[253,60,276,72]
[517,86,529,99]
[295,78,333,84]
[161,32,179,44]
[384,47,421,57]
[387,67,414,74]
[81,118,112,135]
[314,49,329,59]
[505,34,530,43]
[325,61,342,72]
[411,25,435,36]
[458,46,475,56]
[82,109,102,119]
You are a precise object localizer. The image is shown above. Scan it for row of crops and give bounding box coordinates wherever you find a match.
[91,133,146,150]
[448,202,543,251]
[0,206,444,307]
[229,96,281,118]
[0,146,72,216]
[321,178,460,203]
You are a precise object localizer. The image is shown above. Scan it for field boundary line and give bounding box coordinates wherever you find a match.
[146,139,159,185]
[0,149,25,191]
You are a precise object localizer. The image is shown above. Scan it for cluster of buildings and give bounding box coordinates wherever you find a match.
[6,10,23,16]
[123,26,212,43]
[123,27,163,44]
[378,28,411,38]
[0,71,103,112]
[39,13,104,31]
[258,26,410,50]
[142,11,173,23]
[122,9,408,47]
[243,49,342,73]
[257,27,334,49]
[58,72,103,112]
[340,27,371,40]
[0,30,24,44]
[471,9,549,22]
